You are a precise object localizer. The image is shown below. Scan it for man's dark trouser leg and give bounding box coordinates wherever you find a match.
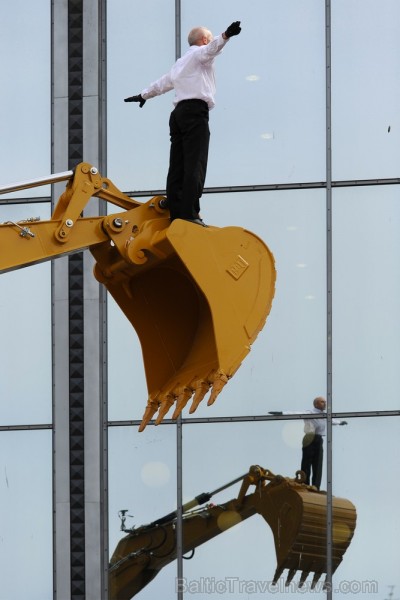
[301,434,314,485]
[166,109,184,221]
[301,434,323,488]
[166,100,210,221]
[311,436,323,489]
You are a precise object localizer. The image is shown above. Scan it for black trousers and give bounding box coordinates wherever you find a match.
[301,433,323,489]
[166,99,210,221]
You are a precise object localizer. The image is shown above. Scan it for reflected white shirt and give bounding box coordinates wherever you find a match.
[282,408,344,436]
[303,409,328,436]
[141,34,228,110]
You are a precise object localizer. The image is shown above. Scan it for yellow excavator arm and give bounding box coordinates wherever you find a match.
[0,163,276,430]
[109,466,357,599]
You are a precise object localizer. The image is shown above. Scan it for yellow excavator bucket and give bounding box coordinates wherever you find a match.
[0,164,275,431]
[252,475,357,588]
[92,212,276,429]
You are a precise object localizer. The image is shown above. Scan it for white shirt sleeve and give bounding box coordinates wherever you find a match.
[196,34,228,63]
[141,72,174,99]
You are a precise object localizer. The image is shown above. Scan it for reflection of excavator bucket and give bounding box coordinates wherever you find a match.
[93,214,276,429]
[108,467,356,599]
[252,475,357,588]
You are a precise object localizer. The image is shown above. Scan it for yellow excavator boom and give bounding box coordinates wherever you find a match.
[0,163,276,430]
[109,466,357,599]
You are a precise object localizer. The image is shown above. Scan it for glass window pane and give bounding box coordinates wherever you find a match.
[108,425,177,599]
[333,416,399,597]
[0,204,52,425]
[182,421,330,597]
[106,199,153,421]
[182,0,326,186]
[0,430,52,600]
[108,0,326,193]
[107,0,175,191]
[332,0,400,180]
[332,186,400,411]
[190,189,327,420]
[107,295,149,422]
[0,0,50,183]
[107,189,327,422]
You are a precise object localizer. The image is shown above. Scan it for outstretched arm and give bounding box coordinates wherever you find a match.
[124,72,174,107]
[198,21,242,62]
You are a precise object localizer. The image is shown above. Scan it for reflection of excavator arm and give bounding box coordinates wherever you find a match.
[0,163,276,430]
[109,466,357,599]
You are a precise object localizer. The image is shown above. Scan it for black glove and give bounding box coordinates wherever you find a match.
[269,411,283,416]
[124,94,146,108]
[225,21,241,38]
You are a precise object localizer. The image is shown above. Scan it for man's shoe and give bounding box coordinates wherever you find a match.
[183,218,208,227]
[158,198,169,209]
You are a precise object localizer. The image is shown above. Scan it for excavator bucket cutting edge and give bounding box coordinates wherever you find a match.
[92,216,276,430]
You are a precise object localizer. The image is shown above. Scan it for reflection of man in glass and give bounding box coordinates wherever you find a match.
[269,396,347,490]
[124,21,241,226]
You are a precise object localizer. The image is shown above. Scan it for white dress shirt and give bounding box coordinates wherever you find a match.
[141,34,228,110]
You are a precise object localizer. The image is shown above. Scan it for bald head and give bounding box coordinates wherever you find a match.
[188,26,213,46]
[313,397,326,411]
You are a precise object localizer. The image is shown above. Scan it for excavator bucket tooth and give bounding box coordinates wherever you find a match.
[154,394,175,425]
[171,386,194,419]
[137,396,160,433]
[207,370,228,406]
[92,217,276,429]
[189,380,211,413]
[253,476,357,587]
[286,568,297,586]
[272,566,284,585]
[299,570,310,587]
[311,571,323,589]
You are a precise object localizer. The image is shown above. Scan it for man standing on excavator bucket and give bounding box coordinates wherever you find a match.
[124,21,241,227]
[269,397,348,489]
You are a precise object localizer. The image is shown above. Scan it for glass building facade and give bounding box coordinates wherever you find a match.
[0,1,399,599]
